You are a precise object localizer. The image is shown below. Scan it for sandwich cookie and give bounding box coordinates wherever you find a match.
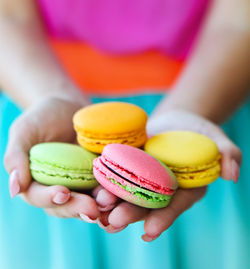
[30,142,98,190]
[73,102,147,153]
[145,131,221,188]
[93,144,178,208]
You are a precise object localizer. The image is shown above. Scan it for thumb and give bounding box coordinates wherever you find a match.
[4,118,36,197]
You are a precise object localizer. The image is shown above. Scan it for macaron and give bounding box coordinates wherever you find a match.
[73,102,148,153]
[145,131,221,188]
[93,144,178,208]
[30,142,98,190]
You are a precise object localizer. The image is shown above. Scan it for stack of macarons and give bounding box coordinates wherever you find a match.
[29,101,221,209]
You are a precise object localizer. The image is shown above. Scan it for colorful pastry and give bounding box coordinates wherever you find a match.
[93,144,178,208]
[73,102,147,153]
[145,131,221,188]
[30,142,98,190]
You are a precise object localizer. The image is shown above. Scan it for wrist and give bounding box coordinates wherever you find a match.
[31,89,90,112]
[51,83,90,108]
[23,80,90,109]
[152,91,217,123]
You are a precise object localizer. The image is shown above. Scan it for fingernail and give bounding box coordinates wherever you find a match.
[98,204,115,212]
[231,160,240,183]
[80,214,97,224]
[9,170,20,198]
[96,188,118,208]
[142,233,161,242]
[96,190,109,207]
[105,224,128,233]
[53,192,71,205]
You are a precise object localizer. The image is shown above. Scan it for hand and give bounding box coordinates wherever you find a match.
[4,96,100,222]
[92,109,242,240]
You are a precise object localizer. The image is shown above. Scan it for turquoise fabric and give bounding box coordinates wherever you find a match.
[0,92,249,269]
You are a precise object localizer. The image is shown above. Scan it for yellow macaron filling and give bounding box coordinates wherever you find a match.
[168,155,221,173]
[175,162,221,188]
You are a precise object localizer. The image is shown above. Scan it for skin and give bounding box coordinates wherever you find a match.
[0,0,249,242]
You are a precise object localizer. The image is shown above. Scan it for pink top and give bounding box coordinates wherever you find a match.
[38,0,210,59]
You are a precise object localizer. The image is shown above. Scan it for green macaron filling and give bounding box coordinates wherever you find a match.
[30,160,95,181]
[109,178,172,202]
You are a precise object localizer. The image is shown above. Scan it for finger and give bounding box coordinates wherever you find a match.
[21,182,71,208]
[92,185,103,198]
[4,118,37,196]
[107,202,149,230]
[44,192,100,221]
[142,187,207,242]
[211,128,241,182]
[214,131,242,165]
[95,188,119,211]
[97,210,128,234]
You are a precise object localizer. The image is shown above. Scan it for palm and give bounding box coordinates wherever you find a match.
[18,97,79,145]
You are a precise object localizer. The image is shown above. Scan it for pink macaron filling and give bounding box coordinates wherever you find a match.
[95,155,175,195]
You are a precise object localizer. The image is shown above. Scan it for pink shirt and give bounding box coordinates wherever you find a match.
[38,0,210,59]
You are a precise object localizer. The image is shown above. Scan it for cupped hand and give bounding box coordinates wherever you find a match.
[4,96,100,221]
[93,109,242,241]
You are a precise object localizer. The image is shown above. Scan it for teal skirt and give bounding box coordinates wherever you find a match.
[0,93,249,269]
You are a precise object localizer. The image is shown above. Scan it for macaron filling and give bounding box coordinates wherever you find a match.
[100,155,174,195]
[175,163,220,180]
[93,156,174,202]
[76,129,146,146]
[94,159,172,202]
[168,155,221,173]
[76,127,146,139]
[30,159,95,181]
[108,178,172,203]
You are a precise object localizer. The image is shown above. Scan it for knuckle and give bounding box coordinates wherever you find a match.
[146,214,167,234]
[9,118,23,136]
[19,193,35,206]
[45,209,66,218]
[3,153,12,172]
[79,196,96,210]
[165,206,177,220]
[51,185,69,195]
[117,204,133,219]
[45,209,54,216]
[9,116,35,141]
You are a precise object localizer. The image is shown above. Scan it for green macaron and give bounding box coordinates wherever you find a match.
[30,142,99,190]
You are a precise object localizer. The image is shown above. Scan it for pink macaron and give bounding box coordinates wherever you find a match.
[93,144,178,208]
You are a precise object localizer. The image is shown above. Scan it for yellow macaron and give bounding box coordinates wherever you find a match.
[73,102,148,153]
[145,131,221,188]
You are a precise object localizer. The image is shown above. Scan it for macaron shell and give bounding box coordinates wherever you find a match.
[102,144,178,192]
[73,102,147,135]
[30,142,97,170]
[145,131,219,168]
[93,161,173,208]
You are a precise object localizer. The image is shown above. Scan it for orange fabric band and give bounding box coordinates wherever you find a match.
[49,39,184,95]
